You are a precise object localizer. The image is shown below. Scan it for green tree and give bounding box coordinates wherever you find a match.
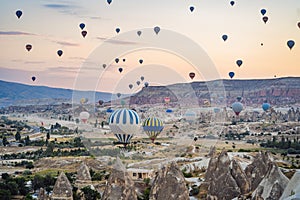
[15,132,21,141]
[81,186,101,200]
[46,132,50,140]
[0,189,11,200]
[2,137,9,146]
[25,135,30,145]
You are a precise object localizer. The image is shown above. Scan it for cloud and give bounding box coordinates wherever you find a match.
[43,4,71,9]
[53,40,80,47]
[96,37,139,45]
[45,66,79,74]
[24,61,46,65]
[0,31,36,36]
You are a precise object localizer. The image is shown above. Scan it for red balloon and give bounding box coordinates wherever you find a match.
[189,72,195,80]
[262,16,268,24]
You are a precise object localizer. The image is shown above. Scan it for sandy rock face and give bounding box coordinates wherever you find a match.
[149,162,189,200]
[51,172,73,200]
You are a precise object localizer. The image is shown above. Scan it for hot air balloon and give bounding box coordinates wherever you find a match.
[236,60,243,67]
[189,6,195,12]
[154,26,160,35]
[140,76,144,81]
[26,44,32,52]
[213,108,221,113]
[136,81,140,86]
[57,50,63,57]
[143,117,164,143]
[98,100,104,106]
[184,110,197,124]
[118,68,123,73]
[16,10,22,19]
[287,40,295,50]
[144,82,149,87]
[80,98,88,104]
[189,72,195,80]
[164,97,170,104]
[109,108,140,147]
[139,59,143,64]
[81,30,87,38]
[203,99,210,107]
[222,34,228,41]
[116,28,120,34]
[129,84,133,89]
[137,31,142,36]
[107,0,112,5]
[230,1,235,6]
[106,108,113,113]
[115,58,119,63]
[262,102,270,111]
[80,111,90,123]
[229,72,235,79]
[236,96,243,102]
[262,16,268,24]
[232,102,243,116]
[31,76,36,81]
[166,109,173,113]
[102,64,107,69]
[79,23,85,30]
[117,93,121,98]
[122,58,126,62]
[260,9,266,16]
[298,22,300,29]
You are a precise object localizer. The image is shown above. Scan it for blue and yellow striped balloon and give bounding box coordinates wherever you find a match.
[142,117,164,142]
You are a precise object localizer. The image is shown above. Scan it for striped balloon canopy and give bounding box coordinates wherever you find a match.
[109,108,140,146]
[142,117,164,143]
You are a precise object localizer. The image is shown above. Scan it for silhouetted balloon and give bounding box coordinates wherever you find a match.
[262,16,268,24]
[144,82,149,87]
[122,58,126,62]
[102,64,107,69]
[118,68,123,73]
[31,76,36,81]
[141,76,144,81]
[117,93,121,98]
[139,59,143,64]
[81,30,87,38]
[154,26,160,35]
[189,6,194,12]
[260,9,266,16]
[137,31,142,36]
[262,102,270,111]
[236,96,242,102]
[136,81,140,86]
[16,10,22,19]
[116,28,120,34]
[115,58,119,63]
[189,72,195,80]
[129,84,133,89]
[230,1,235,6]
[229,72,235,79]
[261,43,264,46]
[57,50,63,57]
[26,44,32,52]
[222,34,228,41]
[79,23,85,30]
[107,0,112,5]
[298,22,300,29]
[236,60,243,67]
[287,40,295,50]
[98,100,104,105]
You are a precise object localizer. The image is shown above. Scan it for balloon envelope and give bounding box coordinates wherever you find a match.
[143,117,164,142]
[298,22,300,29]
[115,58,119,63]
[26,44,32,52]
[98,100,104,105]
[102,64,107,69]
[139,59,143,64]
[141,76,144,81]
[57,50,63,57]
[129,84,133,89]
[144,82,149,87]
[260,9,267,16]
[16,10,22,19]
[79,111,90,123]
[107,0,112,4]
[118,68,123,73]
[222,35,228,41]
[117,93,121,98]
[189,72,195,80]
[79,23,85,30]
[136,81,140,86]
[116,28,120,33]
[229,72,235,79]
[189,6,194,12]
[262,103,270,111]
[137,31,142,36]
[154,26,160,34]
[236,60,243,67]
[232,102,243,116]
[31,76,36,81]
[262,16,268,23]
[287,40,295,50]
[230,1,235,6]
[81,30,87,38]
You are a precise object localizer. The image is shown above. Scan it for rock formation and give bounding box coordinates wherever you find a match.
[38,187,49,200]
[280,171,300,200]
[75,162,92,187]
[149,162,189,200]
[51,172,73,200]
[102,157,137,200]
[252,164,289,199]
[231,159,251,195]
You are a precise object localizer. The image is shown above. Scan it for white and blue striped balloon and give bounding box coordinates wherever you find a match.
[109,108,140,144]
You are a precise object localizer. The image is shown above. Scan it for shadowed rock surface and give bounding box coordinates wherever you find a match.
[231,159,251,195]
[76,162,91,181]
[280,171,300,200]
[51,172,73,200]
[149,162,189,200]
[102,157,137,200]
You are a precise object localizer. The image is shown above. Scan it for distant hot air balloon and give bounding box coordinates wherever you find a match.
[140,76,144,81]
[143,117,164,143]
[222,34,228,41]
[298,22,300,29]
[98,100,104,106]
[260,9,267,16]
[232,102,243,116]
[166,109,173,113]
[213,108,221,113]
[122,58,126,62]
[117,93,121,98]
[102,64,107,69]
[115,58,119,63]
[109,108,140,147]
[164,97,170,104]
[57,50,63,57]
[230,1,235,6]
[107,0,112,5]
[118,67,123,73]
[129,84,133,89]
[137,31,142,36]
[16,10,22,19]
[229,72,235,79]
[236,96,242,102]
[189,72,195,80]
[262,102,270,111]
[144,82,149,87]
[116,28,120,34]
[26,44,32,52]
[139,59,143,64]
[79,23,85,30]
[154,26,160,35]
[31,76,36,81]
[287,40,295,50]
[80,111,90,123]
[81,30,87,38]
[189,6,195,12]
[184,110,197,124]
[262,16,268,24]
[106,108,113,113]
[136,81,140,86]
[236,60,243,67]
[80,98,88,104]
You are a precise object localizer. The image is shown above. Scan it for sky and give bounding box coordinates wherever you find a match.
[0,0,300,93]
